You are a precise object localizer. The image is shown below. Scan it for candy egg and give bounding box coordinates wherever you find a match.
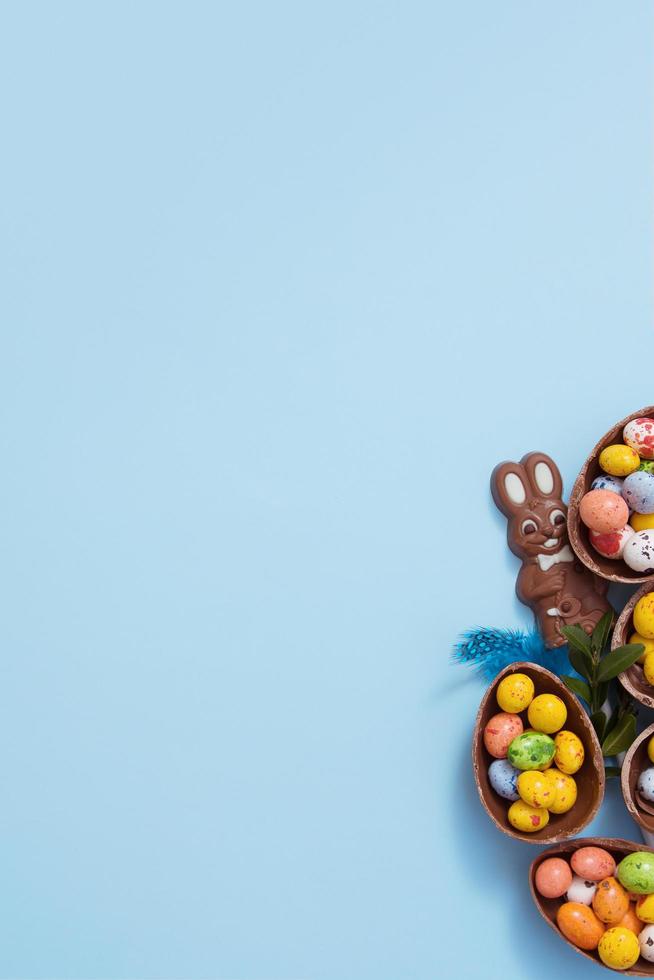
[636,893,654,923]
[589,525,635,560]
[557,902,605,950]
[617,852,654,894]
[544,769,577,813]
[592,474,625,495]
[623,471,654,515]
[648,735,654,764]
[507,731,555,771]
[631,512,654,531]
[553,730,585,775]
[579,489,630,534]
[572,847,616,882]
[616,905,642,935]
[641,461,654,475]
[639,923,654,962]
[487,758,520,801]
[623,530,654,573]
[496,672,534,712]
[483,712,523,759]
[535,857,573,898]
[644,652,654,686]
[567,875,597,905]
[637,768,654,803]
[598,926,640,969]
[517,770,555,808]
[629,631,653,664]
[507,799,549,833]
[527,693,567,734]
[593,877,630,924]
[624,417,654,459]
[600,444,641,477]
[634,592,654,639]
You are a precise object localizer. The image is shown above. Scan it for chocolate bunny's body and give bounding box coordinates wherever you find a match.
[491,452,611,649]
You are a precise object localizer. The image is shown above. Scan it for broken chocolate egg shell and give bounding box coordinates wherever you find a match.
[473,662,604,843]
[613,583,654,708]
[530,838,654,976]
[622,722,654,833]
[568,405,654,583]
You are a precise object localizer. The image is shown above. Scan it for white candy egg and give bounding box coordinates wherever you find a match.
[623,530,654,573]
[589,525,635,559]
[624,417,654,460]
[638,767,654,803]
[592,474,625,496]
[640,924,654,963]
[566,875,597,905]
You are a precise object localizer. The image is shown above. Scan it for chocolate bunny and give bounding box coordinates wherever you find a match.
[491,451,611,648]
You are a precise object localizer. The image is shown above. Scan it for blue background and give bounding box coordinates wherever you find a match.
[2,2,652,978]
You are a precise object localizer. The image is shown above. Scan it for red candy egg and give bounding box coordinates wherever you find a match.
[483,712,523,759]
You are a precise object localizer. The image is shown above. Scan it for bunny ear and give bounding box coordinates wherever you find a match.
[490,461,529,516]
[521,452,563,500]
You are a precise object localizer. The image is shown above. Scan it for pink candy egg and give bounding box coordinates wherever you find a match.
[579,489,629,534]
[624,417,654,460]
[483,712,523,759]
[589,525,635,559]
[535,857,573,898]
[571,846,616,882]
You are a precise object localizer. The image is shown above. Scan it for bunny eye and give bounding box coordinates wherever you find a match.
[521,519,538,535]
[550,509,566,526]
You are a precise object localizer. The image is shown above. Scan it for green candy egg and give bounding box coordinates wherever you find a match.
[617,852,654,894]
[640,461,654,474]
[507,731,555,771]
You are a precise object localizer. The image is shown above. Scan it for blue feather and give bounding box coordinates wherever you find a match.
[452,626,576,682]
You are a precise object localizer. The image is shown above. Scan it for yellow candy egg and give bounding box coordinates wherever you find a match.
[599,444,640,477]
[598,926,640,969]
[517,770,555,809]
[507,799,549,833]
[631,512,654,532]
[496,672,535,713]
[635,593,654,640]
[544,768,577,813]
[637,894,654,923]
[554,730,585,775]
[648,735,654,765]
[644,652,654,686]
[527,693,567,734]
[629,631,654,665]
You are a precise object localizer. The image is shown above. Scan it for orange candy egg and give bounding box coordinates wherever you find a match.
[571,847,616,882]
[592,877,630,924]
[557,902,606,950]
[616,904,643,935]
[483,712,523,759]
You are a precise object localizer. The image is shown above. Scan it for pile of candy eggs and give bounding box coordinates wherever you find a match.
[579,417,654,572]
[625,592,654,688]
[534,845,654,970]
[483,672,583,833]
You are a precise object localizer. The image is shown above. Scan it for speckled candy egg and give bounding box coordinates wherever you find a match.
[579,489,630,534]
[590,525,635,560]
[554,730,585,775]
[631,632,654,663]
[592,877,630,924]
[631,512,654,531]
[557,902,605,950]
[567,875,597,906]
[600,443,641,477]
[527,693,567,734]
[637,767,654,804]
[545,769,577,813]
[592,474,625,495]
[639,923,654,962]
[496,672,534,712]
[535,858,573,898]
[636,893,654,923]
[507,799,549,833]
[623,471,654,515]
[648,735,654,764]
[488,758,520,801]
[598,926,640,970]
[483,712,523,759]
[517,770,555,808]
[641,460,654,475]
[617,852,654,894]
[507,730,555,771]
[624,417,654,459]
[634,592,654,639]
[616,905,642,935]
[623,530,654,573]
[572,847,616,882]
[644,652,654,686]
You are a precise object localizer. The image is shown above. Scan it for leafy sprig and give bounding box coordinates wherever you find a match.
[560,611,642,766]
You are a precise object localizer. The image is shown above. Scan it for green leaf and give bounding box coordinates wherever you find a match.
[604,766,621,779]
[597,644,645,682]
[568,646,594,681]
[561,624,593,657]
[602,712,637,757]
[591,611,614,657]
[562,675,591,704]
[591,710,607,742]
